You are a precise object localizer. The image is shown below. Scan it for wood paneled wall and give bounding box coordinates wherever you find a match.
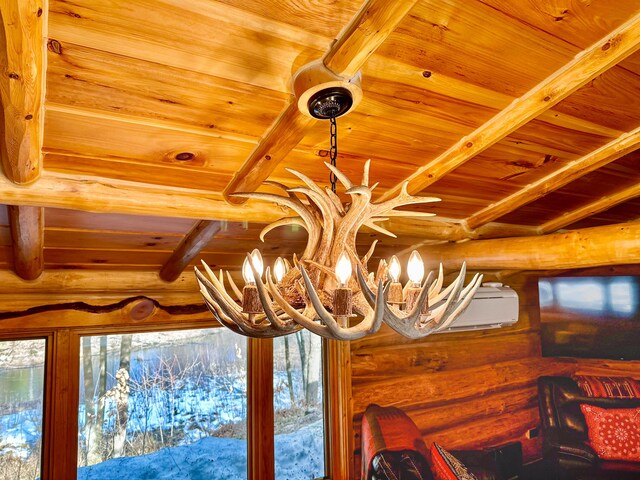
[350,273,549,476]
[351,274,547,477]
[350,267,640,478]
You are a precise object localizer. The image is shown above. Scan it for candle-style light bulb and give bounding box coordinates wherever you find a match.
[407,250,424,286]
[273,257,286,284]
[388,255,401,283]
[335,252,352,287]
[387,255,404,305]
[250,249,263,278]
[242,257,254,285]
[241,249,264,315]
[242,249,264,285]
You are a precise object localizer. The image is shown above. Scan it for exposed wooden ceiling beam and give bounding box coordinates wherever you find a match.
[465,126,640,229]
[223,0,419,203]
[378,11,640,202]
[0,170,456,237]
[8,205,43,280]
[0,170,290,223]
[160,220,222,282]
[420,222,640,271]
[539,183,640,234]
[323,0,419,79]
[365,56,626,139]
[0,269,198,293]
[223,100,315,204]
[0,0,44,184]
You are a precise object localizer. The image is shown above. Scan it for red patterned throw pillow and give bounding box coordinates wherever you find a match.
[429,443,478,480]
[574,375,640,399]
[580,404,640,462]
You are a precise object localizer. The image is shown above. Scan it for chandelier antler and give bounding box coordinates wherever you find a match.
[195,160,483,340]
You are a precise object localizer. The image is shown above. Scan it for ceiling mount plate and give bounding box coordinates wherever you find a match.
[307,86,353,119]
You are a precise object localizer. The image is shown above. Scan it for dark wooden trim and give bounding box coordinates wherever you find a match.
[8,205,44,280]
[45,329,81,479]
[324,338,353,479]
[248,337,274,479]
[0,295,207,321]
[160,220,222,282]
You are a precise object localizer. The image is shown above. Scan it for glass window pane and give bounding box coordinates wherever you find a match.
[0,339,46,480]
[610,279,635,314]
[557,280,605,311]
[273,330,325,479]
[77,328,247,479]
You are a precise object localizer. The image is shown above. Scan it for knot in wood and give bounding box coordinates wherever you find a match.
[129,298,156,320]
[48,39,63,55]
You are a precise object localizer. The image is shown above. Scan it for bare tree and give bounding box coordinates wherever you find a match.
[113,334,132,457]
[304,334,321,406]
[283,336,295,406]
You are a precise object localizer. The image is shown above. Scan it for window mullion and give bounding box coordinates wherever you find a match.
[248,337,275,480]
[44,329,81,480]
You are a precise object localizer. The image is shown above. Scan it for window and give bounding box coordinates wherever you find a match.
[273,330,325,479]
[0,339,46,480]
[0,302,334,479]
[77,329,247,479]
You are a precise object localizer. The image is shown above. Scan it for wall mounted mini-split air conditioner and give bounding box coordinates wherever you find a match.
[438,283,519,333]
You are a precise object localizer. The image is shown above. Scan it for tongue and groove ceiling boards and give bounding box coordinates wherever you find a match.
[0,0,639,280]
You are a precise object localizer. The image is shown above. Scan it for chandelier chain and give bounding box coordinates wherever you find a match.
[329,116,338,194]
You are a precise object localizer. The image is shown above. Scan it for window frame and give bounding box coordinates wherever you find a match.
[0,298,351,479]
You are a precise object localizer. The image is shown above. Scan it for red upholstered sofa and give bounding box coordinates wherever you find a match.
[361,404,522,480]
[538,376,640,480]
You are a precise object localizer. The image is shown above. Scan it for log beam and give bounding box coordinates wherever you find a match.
[466,127,640,229]
[421,222,640,271]
[8,205,43,279]
[0,170,537,241]
[0,170,290,223]
[223,0,418,202]
[0,269,198,293]
[248,338,275,480]
[223,101,315,204]
[0,0,44,184]
[323,0,419,78]
[379,11,640,201]
[160,220,222,282]
[539,183,640,234]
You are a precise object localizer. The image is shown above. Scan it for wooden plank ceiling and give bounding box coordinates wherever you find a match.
[0,0,639,280]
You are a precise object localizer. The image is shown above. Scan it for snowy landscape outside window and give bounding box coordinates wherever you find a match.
[0,339,46,480]
[76,328,248,479]
[273,330,325,479]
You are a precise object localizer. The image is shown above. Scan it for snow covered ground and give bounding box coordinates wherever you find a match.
[77,419,324,480]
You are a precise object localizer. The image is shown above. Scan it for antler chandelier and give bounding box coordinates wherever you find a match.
[195,69,483,341]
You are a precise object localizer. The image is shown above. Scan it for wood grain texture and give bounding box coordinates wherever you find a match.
[323,0,419,78]
[422,222,640,271]
[325,337,354,480]
[0,170,290,223]
[223,101,315,203]
[248,338,275,480]
[378,11,640,201]
[350,276,550,476]
[48,0,327,92]
[0,0,44,184]
[8,205,43,279]
[159,220,222,281]
[44,329,80,480]
[540,182,640,234]
[46,42,289,140]
[0,269,199,293]
[465,127,640,229]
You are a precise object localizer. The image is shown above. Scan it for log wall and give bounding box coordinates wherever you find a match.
[350,266,640,478]
[350,273,550,476]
